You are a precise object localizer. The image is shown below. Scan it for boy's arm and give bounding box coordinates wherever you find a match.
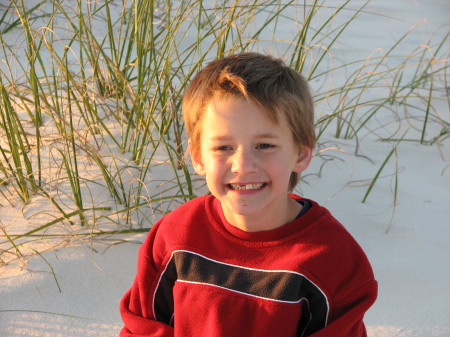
[309,279,378,337]
[120,289,174,337]
[119,224,174,337]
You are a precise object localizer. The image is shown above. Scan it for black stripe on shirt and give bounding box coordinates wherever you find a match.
[153,250,328,335]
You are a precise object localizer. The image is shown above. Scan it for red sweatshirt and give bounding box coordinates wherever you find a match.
[120,195,377,336]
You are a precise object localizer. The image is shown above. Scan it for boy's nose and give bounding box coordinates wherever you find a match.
[231,149,257,174]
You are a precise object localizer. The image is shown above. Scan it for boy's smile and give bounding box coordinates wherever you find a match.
[191,98,312,232]
[228,183,266,190]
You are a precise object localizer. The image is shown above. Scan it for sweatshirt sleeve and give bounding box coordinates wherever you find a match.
[119,222,174,337]
[309,279,378,337]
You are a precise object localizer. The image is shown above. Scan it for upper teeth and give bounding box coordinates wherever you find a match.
[230,183,264,190]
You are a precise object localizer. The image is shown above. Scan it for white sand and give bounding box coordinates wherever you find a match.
[1,1,449,336]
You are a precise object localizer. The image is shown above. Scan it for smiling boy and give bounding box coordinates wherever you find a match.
[193,98,311,233]
[120,53,377,337]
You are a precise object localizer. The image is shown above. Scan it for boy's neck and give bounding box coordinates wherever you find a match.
[221,197,302,233]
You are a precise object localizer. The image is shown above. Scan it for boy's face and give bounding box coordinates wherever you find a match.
[191,98,312,231]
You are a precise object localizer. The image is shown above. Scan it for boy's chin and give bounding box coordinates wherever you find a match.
[222,201,269,219]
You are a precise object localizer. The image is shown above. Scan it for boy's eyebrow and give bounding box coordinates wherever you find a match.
[207,133,281,141]
[206,135,231,142]
[255,133,281,139]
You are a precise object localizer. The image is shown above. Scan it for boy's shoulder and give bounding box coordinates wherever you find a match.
[158,194,359,248]
[144,195,214,256]
[151,195,215,236]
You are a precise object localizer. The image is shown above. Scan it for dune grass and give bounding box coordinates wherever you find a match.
[0,0,448,265]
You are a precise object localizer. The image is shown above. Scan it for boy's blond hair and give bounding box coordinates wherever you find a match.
[183,52,316,190]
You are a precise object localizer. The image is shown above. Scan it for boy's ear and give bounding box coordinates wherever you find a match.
[293,146,313,173]
[189,139,206,176]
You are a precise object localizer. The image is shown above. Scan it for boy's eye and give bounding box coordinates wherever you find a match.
[256,143,275,149]
[214,145,233,151]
